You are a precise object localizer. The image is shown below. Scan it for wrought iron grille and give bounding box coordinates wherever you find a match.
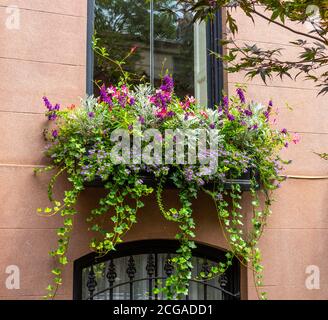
[73,240,240,300]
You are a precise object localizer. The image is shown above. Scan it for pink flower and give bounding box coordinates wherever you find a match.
[181,96,196,110]
[200,110,208,119]
[107,86,117,95]
[187,96,195,104]
[120,85,129,95]
[130,46,138,54]
[155,108,175,119]
[292,133,301,144]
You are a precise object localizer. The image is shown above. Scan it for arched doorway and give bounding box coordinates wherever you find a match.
[73,240,240,300]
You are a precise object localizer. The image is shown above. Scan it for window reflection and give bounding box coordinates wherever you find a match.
[94,0,208,105]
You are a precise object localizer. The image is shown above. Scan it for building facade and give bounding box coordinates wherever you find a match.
[0,0,327,300]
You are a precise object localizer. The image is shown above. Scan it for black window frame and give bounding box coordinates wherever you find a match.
[73,239,240,300]
[86,0,224,108]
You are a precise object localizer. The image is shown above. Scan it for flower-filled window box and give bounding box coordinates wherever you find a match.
[37,69,296,300]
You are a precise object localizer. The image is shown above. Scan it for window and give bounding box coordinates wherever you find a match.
[73,240,240,300]
[86,0,223,108]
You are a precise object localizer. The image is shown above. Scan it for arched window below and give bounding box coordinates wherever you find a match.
[73,240,240,300]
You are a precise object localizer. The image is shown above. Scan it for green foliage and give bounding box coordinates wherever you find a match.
[37,41,295,300]
[178,0,328,95]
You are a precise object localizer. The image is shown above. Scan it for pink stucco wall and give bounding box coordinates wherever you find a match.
[230,8,328,299]
[0,1,327,300]
[0,0,88,299]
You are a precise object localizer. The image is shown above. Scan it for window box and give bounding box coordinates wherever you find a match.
[84,168,259,191]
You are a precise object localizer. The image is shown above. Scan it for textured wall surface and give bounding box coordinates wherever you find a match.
[230,8,328,299]
[0,0,87,299]
[0,1,327,300]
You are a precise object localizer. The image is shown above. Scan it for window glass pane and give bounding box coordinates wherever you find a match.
[153,2,194,97]
[94,0,208,105]
[94,0,150,90]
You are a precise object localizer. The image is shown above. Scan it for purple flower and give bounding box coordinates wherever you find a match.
[138,116,145,124]
[128,124,133,131]
[43,97,60,120]
[216,193,223,201]
[281,128,288,134]
[197,178,205,186]
[128,97,135,105]
[88,112,95,118]
[48,114,57,121]
[150,89,171,109]
[54,103,60,111]
[160,74,174,93]
[210,123,216,129]
[269,100,273,107]
[100,85,113,106]
[227,113,235,121]
[184,168,194,182]
[100,85,107,97]
[236,88,246,103]
[52,129,58,138]
[42,97,60,111]
[43,96,52,110]
[222,96,229,108]
[118,95,127,108]
[263,110,270,121]
[244,109,253,117]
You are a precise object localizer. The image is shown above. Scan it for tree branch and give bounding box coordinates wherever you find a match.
[250,8,328,45]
